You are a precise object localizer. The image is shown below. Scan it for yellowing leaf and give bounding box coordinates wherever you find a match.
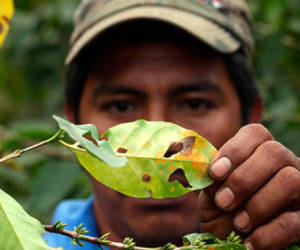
[56,118,217,199]
[0,0,14,48]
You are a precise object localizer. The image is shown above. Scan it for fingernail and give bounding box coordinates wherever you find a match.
[210,157,232,179]
[215,187,235,209]
[234,210,250,231]
[245,242,254,250]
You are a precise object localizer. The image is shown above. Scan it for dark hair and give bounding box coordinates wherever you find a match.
[65,20,259,124]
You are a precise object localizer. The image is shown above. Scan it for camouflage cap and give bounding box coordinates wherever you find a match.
[66,0,254,64]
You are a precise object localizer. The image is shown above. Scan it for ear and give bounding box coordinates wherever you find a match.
[64,103,76,123]
[248,96,264,124]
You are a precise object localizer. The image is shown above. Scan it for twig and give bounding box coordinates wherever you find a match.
[0,130,64,164]
[44,225,158,250]
[44,222,250,250]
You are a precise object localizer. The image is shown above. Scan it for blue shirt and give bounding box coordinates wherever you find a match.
[44,196,109,250]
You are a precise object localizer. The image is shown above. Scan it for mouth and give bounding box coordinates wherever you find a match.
[128,192,191,209]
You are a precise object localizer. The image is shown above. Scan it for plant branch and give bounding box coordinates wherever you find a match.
[44,224,158,250]
[0,130,64,164]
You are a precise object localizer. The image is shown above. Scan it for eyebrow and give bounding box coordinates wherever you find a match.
[92,80,222,98]
[93,85,146,98]
[170,81,222,95]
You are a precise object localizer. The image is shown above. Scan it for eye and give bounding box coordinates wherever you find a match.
[107,100,134,113]
[185,98,211,110]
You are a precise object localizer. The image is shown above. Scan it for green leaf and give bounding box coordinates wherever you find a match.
[182,233,247,249]
[206,243,248,249]
[183,233,219,246]
[0,189,50,249]
[53,115,127,167]
[57,118,217,198]
[288,245,300,250]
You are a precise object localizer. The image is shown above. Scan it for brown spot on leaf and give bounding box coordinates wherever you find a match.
[0,23,3,34]
[83,134,98,145]
[2,16,10,25]
[117,147,127,153]
[142,173,151,182]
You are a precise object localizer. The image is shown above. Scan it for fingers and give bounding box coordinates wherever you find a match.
[197,189,223,222]
[233,166,300,233]
[200,212,235,240]
[200,123,300,249]
[198,190,236,240]
[245,210,300,250]
[214,141,299,211]
[209,124,274,180]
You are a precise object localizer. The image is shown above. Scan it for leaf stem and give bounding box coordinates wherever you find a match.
[0,130,64,164]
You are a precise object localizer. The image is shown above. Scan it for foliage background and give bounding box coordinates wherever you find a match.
[0,0,299,224]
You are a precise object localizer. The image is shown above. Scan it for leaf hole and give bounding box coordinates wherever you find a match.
[142,174,151,183]
[164,142,183,158]
[168,169,192,188]
[117,147,127,153]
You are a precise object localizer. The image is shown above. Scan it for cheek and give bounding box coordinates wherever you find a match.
[177,103,241,150]
[79,87,120,134]
[201,102,241,149]
[205,112,241,149]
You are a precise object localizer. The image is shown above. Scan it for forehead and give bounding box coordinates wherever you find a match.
[83,20,235,95]
[91,40,223,82]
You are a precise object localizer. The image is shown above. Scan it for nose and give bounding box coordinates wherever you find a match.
[145,98,167,122]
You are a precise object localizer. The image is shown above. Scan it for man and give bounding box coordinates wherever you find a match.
[44,0,300,249]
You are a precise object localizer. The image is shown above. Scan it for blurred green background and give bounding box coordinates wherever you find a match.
[0,0,299,224]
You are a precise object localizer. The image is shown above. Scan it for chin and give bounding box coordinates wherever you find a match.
[122,192,201,247]
[128,214,200,247]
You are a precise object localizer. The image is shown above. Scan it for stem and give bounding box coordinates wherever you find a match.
[44,225,159,250]
[0,130,64,164]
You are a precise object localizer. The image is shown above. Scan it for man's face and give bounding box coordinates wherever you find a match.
[71,36,243,246]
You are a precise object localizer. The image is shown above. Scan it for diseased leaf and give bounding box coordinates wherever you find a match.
[0,189,50,249]
[56,117,217,198]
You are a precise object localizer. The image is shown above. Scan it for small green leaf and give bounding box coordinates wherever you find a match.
[0,189,50,249]
[183,233,220,246]
[53,115,127,167]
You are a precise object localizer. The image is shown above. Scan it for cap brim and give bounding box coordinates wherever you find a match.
[66,5,241,64]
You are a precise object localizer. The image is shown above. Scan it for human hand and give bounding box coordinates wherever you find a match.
[197,124,300,250]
